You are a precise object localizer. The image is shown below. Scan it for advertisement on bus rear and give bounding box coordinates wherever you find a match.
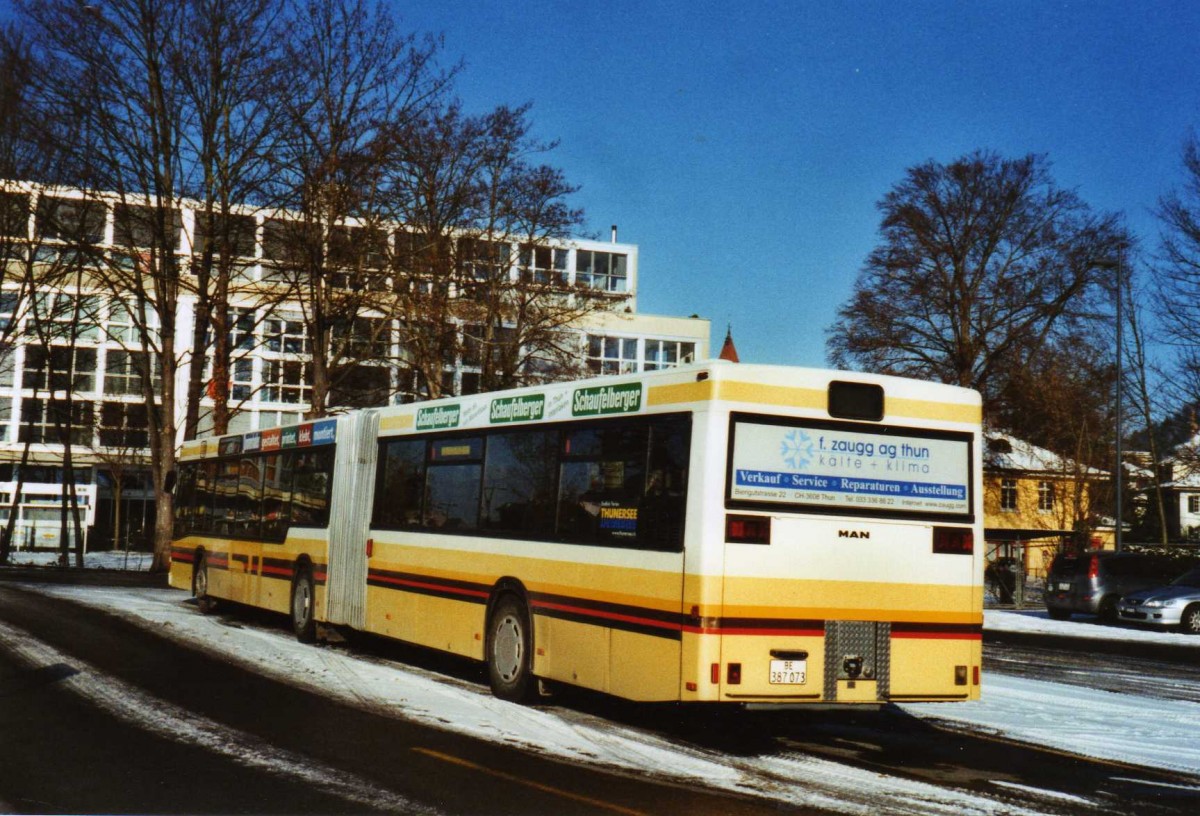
[729,418,972,518]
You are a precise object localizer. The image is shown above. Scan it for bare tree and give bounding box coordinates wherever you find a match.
[384,101,615,401]
[265,0,449,416]
[178,0,287,439]
[22,0,194,572]
[827,150,1129,416]
[1121,264,1171,543]
[1155,133,1200,424]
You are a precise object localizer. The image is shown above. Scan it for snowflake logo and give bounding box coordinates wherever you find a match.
[780,429,815,470]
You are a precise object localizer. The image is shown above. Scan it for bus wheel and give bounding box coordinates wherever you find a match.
[291,566,317,644]
[487,596,535,703]
[192,553,215,614]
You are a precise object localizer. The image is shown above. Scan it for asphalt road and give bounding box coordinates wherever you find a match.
[0,577,792,816]
[2,568,1199,815]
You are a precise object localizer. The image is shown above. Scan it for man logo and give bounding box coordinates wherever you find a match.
[838,530,870,539]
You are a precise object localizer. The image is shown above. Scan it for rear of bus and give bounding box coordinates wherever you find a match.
[692,366,982,706]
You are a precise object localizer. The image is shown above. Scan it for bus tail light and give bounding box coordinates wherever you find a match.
[727,663,741,685]
[726,515,770,544]
[932,526,972,555]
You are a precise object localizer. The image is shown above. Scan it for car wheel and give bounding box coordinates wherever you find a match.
[487,595,535,703]
[291,565,317,643]
[1181,604,1200,635]
[1047,608,1072,621]
[1097,596,1118,624]
[191,552,216,614]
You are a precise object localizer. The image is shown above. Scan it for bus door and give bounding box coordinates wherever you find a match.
[324,411,380,630]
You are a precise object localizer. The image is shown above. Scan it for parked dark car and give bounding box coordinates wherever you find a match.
[1044,551,1179,622]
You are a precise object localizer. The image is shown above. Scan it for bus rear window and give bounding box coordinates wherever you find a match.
[726,414,973,522]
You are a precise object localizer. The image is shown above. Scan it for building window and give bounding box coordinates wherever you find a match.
[23,346,98,393]
[0,191,31,238]
[106,299,150,344]
[576,250,627,293]
[263,360,310,404]
[587,335,638,375]
[231,357,253,401]
[36,196,106,244]
[263,315,308,354]
[229,307,255,351]
[19,398,94,445]
[520,245,568,286]
[99,401,149,448]
[1188,495,1200,514]
[192,212,257,258]
[1037,481,1055,512]
[105,350,158,396]
[1000,479,1018,511]
[644,340,696,371]
[1,290,21,330]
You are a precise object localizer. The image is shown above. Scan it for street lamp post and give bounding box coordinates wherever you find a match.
[1114,257,1124,552]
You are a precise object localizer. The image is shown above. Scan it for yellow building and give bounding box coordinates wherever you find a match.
[983,433,1111,580]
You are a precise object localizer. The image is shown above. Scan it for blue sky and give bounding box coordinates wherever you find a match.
[398,1,1200,367]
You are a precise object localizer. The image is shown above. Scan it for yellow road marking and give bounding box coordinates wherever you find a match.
[412,747,649,816]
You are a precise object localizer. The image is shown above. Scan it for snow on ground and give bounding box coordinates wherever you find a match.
[12,582,1053,816]
[5,550,153,571]
[9,577,1200,810]
[986,608,1200,648]
[907,673,1200,779]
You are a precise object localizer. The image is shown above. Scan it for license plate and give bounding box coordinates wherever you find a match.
[1056,582,1071,591]
[769,659,807,685]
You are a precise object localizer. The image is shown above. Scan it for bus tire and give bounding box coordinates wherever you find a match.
[487,595,535,703]
[291,565,317,644]
[192,553,216,614]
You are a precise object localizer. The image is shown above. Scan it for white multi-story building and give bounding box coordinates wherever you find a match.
[0,184,709,552]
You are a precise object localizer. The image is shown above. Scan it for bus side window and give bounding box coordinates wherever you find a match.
[261,452,292,541]
[212,459,240,535]
[638,417,690,552]
[192,460,216,534]
[374,439,426,528]
[292,448,334,528]
[557,422,647,547]
[481,429,556,537]
[424,437,483,531]
[236,455,264,539]
[173,463,196,536]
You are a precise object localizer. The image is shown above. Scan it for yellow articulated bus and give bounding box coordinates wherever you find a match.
[169,360,983,706]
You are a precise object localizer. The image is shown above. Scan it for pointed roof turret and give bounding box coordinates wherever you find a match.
[718,325,739,363]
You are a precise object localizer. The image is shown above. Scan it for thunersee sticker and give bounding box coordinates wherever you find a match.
[730,421,971,516]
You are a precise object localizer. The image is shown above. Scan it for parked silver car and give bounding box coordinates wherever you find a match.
[1118,569,1200,634]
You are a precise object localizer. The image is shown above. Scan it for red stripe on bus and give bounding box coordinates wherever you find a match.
[684,625,826,637]
[532,600,681,632]
[368,572,489,600]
